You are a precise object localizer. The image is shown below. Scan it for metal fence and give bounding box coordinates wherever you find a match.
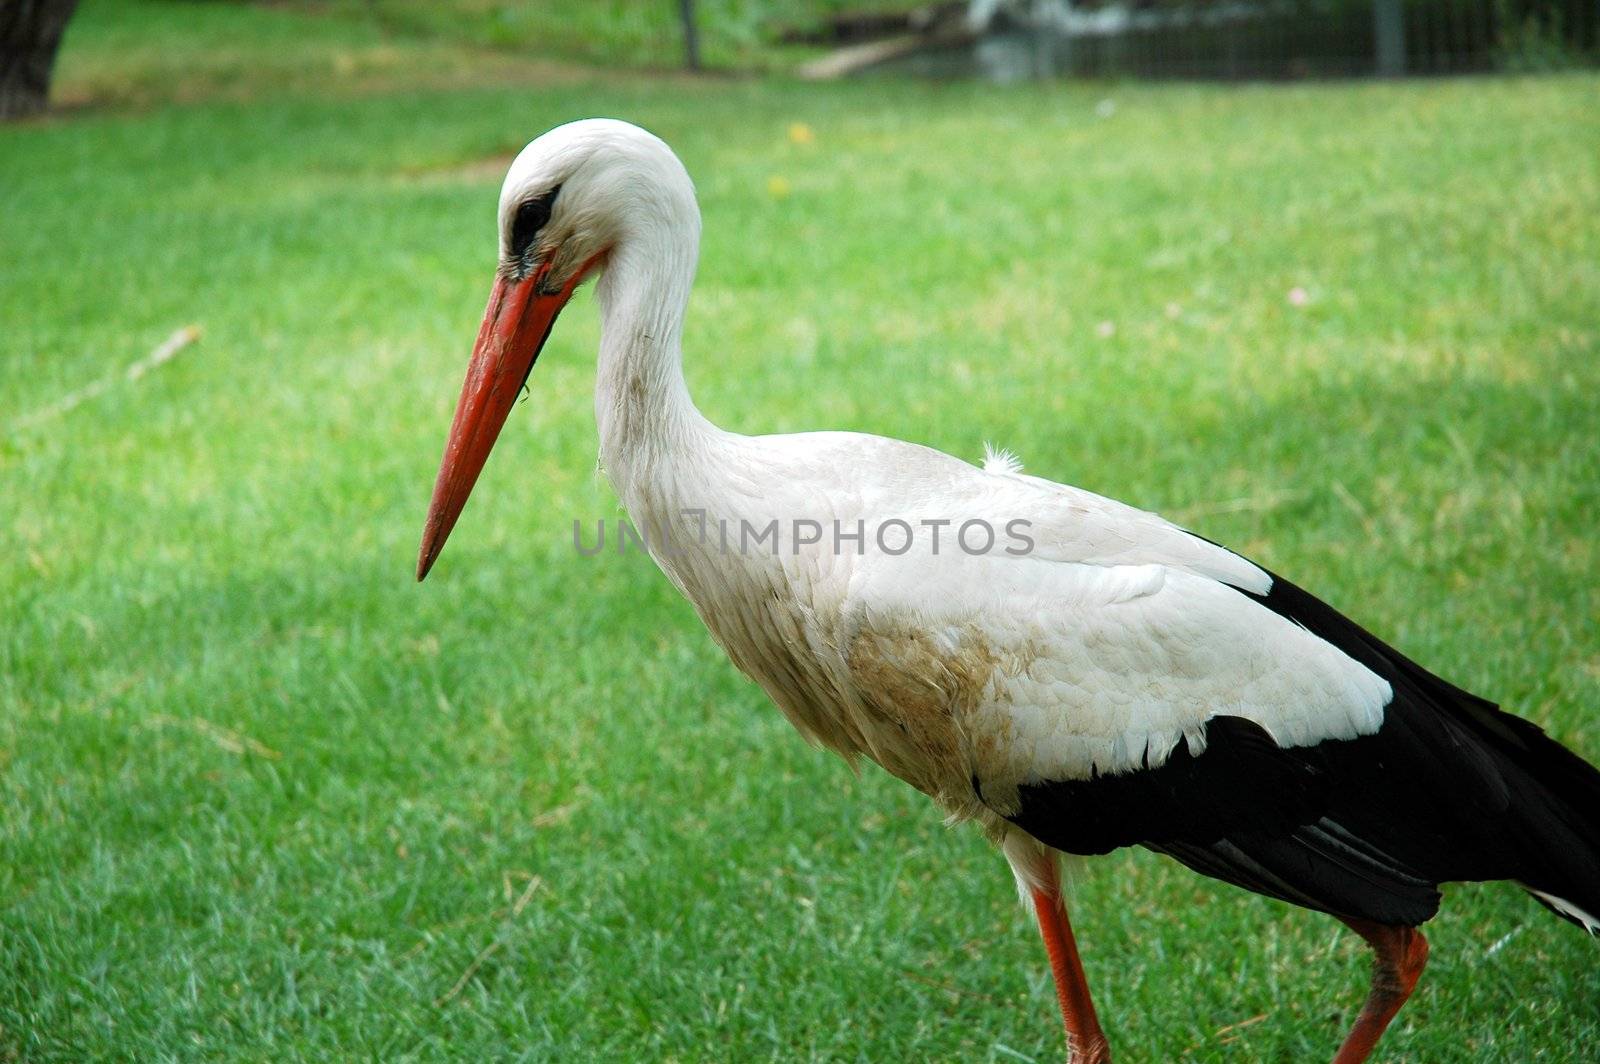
[1026,0,1600,79]
[368,0,1596,79]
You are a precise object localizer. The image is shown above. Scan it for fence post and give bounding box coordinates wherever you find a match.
[679,0,702,71]
[1373,0,1406,75]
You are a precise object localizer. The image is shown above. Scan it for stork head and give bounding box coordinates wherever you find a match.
[415,119,694,581]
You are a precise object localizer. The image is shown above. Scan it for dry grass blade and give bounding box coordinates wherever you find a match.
[1216,1013,1269,1039]
[432,874,544,1004]
[433,940,502,1007]
[511,875,543,916]
[11,324,201,432]
[530,802,581,828]
[145,714,282,760]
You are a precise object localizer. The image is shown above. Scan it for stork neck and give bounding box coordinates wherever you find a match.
[593,233,712,495]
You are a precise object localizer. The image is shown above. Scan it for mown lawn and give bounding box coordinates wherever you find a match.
[3,2,1598,1061]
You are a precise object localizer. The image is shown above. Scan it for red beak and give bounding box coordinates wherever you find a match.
[415,262,578,581]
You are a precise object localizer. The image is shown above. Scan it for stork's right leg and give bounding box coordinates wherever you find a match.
[1329,917,1429,1064]
[1030,860,1111,1064]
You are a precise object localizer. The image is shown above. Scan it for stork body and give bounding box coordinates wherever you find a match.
[417,120,1600,1063]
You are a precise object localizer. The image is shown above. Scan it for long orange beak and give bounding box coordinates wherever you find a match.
[415,262,577,581]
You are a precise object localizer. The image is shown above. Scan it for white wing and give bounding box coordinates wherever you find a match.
[822,439,1391,817]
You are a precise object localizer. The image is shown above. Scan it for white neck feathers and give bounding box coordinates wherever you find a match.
[591,163,713,499]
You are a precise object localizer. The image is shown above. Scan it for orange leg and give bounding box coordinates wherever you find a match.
[1329,917,1430,1064]
[1030,862,1111,1064]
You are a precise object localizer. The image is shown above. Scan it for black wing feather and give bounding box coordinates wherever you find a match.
[996,562,1600,930]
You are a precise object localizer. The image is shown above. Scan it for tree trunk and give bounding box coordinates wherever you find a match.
[0,0,81,120]
[678,0,701,71]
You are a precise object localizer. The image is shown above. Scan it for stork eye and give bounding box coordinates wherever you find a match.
[509,185,562,261]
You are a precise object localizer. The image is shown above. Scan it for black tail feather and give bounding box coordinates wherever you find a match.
[1244,569,1600,933]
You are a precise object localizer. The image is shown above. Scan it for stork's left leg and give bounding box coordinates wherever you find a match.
[1030,860,1111,1064]
[1329,917,1429,1064]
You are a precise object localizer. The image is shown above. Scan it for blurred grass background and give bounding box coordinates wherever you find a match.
[47,0,842,109]
[2,1,1598,1060]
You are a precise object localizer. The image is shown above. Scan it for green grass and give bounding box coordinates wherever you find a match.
[4,2,1600,1060]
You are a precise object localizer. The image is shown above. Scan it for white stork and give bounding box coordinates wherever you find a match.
[415,119,1600,1063]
